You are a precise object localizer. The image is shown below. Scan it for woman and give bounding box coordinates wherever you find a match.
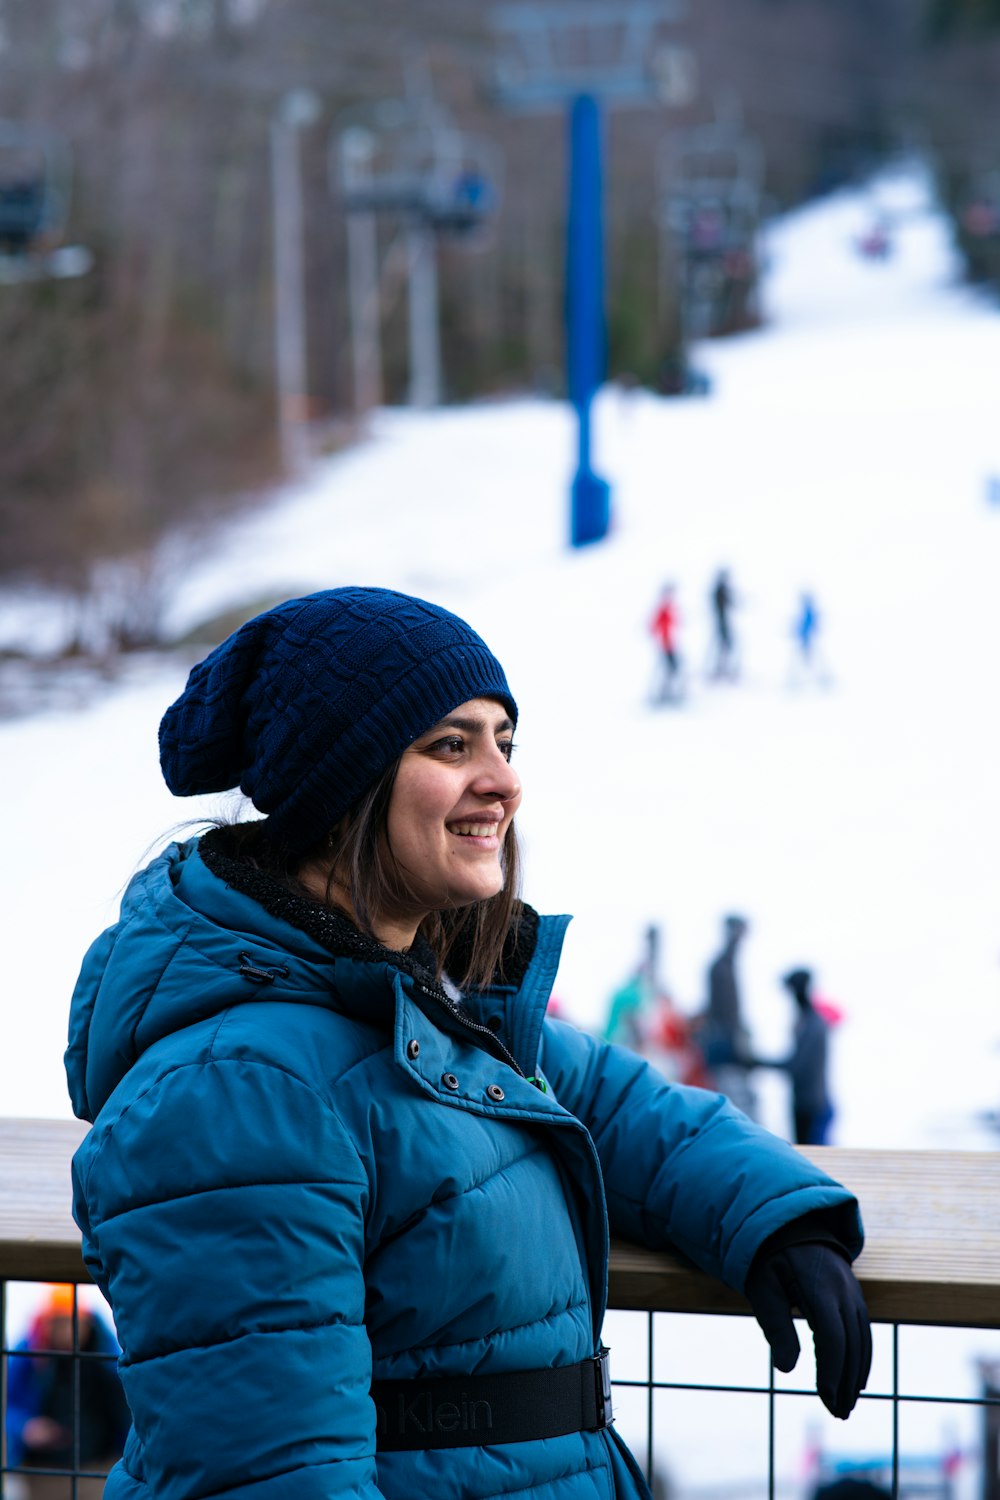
[66,587,870,1500]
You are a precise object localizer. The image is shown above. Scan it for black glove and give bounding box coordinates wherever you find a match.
[744,1240,872,1419]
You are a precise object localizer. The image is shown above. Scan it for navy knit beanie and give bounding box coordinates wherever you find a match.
[158,587,516,855]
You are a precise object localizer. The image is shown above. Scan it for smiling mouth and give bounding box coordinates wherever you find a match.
[449,822,501,838]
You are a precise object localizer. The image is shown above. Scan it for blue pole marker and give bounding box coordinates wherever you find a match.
[567,93,611,547]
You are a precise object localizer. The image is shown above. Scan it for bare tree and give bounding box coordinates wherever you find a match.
[0,0,954,653]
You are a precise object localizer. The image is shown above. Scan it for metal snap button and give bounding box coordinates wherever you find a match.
[406,1039,420,1060]
[486,1084,505,1102]
[442,1072,460,1090]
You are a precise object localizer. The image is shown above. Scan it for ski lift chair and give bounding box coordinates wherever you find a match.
[0,175,47,253]
[427,171,495,236]
[0,122,71,246]
[0,120,91,281]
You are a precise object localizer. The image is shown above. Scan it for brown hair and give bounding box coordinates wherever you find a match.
[235,760,522,992]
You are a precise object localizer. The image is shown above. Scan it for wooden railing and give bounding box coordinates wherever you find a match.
[3,1118,1000,1328]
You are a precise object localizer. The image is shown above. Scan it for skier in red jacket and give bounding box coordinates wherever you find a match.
[649,583,684,704]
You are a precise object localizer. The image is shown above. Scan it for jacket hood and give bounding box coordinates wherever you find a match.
[65,834,559,1123]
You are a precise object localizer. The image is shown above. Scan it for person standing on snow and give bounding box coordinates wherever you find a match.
[692,914,758,1118]
[603,964,649,1050]
[649,583,684,704]
[66,587,870,1500]
[754,968,835,1145]
[703,915,753,1060]
[708,567,740,680]
[788,590,831,689]
[603,925,707,1087]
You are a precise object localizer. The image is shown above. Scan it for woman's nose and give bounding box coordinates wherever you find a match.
[476,747,521,801]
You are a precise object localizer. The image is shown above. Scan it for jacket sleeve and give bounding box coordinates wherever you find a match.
[539,1018,862,1293]
[72,1058,387,1500]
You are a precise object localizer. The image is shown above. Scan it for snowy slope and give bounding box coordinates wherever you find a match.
[4,157,998,1147]
[3,153,1000,1498]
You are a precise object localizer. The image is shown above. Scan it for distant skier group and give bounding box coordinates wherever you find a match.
[603,917,839,1147]
[648,568,830,704]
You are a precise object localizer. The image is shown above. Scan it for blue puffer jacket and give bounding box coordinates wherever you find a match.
[66,835,863,1500]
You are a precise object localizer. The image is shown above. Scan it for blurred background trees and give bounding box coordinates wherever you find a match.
[0,0,998,645]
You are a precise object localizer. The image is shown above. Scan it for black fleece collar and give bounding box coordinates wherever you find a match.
[198,825,539,993]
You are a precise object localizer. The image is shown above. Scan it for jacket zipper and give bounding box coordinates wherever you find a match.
[415,981,526,1079]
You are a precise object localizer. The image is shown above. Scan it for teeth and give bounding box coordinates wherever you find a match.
[452,823,497,837]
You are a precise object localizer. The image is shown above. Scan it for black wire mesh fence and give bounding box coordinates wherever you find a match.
[1,1281,126,1500]
[4,1282,1000,1500]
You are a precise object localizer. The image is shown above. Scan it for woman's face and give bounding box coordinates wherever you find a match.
[380,697,521,944]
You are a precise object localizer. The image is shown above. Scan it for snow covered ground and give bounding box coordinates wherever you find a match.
[3,157,1000,1495]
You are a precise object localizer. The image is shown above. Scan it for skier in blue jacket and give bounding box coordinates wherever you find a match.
[66,587,871,1500]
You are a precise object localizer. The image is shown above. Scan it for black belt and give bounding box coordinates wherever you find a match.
[372,1348,613,1451]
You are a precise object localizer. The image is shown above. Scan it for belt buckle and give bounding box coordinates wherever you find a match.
[592,1346,613,1428]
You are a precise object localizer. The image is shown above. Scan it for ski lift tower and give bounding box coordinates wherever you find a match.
[336,91,501,412]
[0,120,93,284]
[492,2,687,547]
[271,88,322,475]
[658,100,764,377]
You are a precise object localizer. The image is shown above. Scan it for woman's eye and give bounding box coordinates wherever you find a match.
[432,736,465,756]
[498,739,516,763]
